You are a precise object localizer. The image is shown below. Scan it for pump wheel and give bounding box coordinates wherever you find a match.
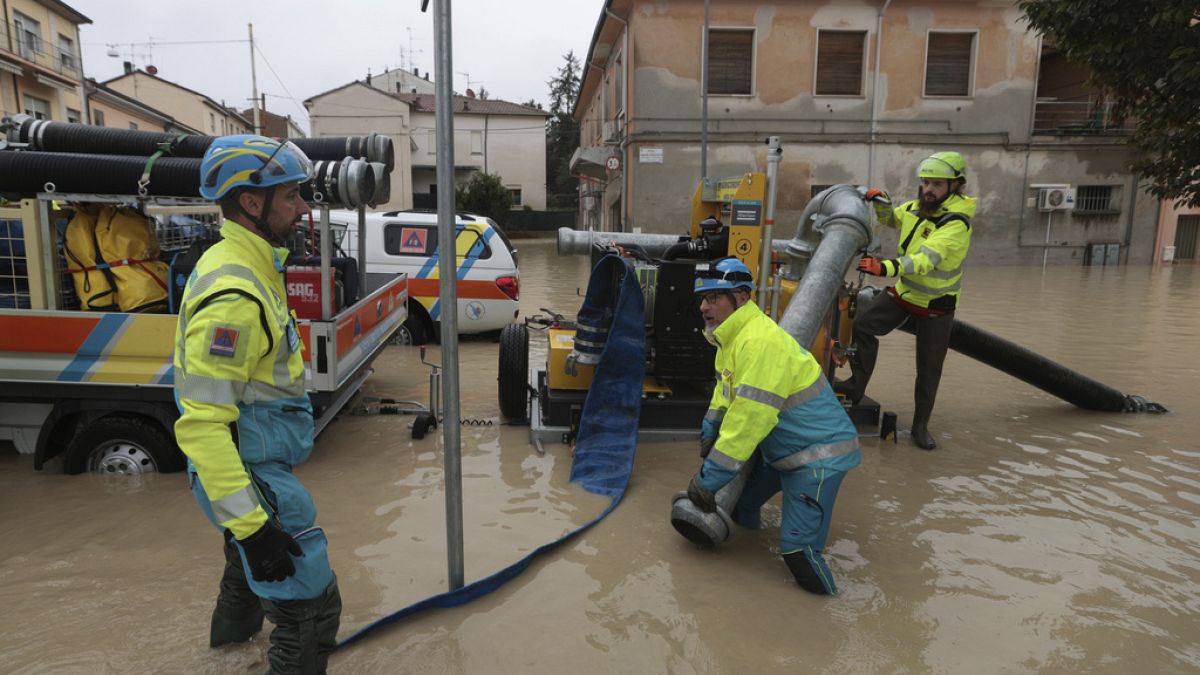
[65,415,184,475]
[497,323,529,421]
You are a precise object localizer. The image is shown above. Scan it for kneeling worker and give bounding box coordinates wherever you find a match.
[686,258,861,595]
[175,135,341,672]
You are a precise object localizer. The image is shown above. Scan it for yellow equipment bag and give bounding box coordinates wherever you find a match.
[64,205,118,311]
[65,205,169,313]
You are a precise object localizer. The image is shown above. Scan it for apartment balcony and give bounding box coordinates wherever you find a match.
[1032,97,1134,136]
[0,20,82,81]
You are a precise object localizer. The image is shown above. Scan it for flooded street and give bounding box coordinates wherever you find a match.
[2,237,1198,673]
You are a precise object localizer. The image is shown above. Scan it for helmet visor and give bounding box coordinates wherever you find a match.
[259,140,314,183]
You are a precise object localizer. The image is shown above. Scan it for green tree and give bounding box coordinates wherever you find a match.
[1020,0,1200,206]
[455,171,512,223]
[545,50,581,210]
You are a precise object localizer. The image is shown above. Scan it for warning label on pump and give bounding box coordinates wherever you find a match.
[731,200,762,226]
[400,227,428,253]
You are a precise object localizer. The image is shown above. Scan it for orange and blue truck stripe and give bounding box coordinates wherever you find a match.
[407,224,507,320]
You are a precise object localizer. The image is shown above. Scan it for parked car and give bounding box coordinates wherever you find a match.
[323,209,520,343]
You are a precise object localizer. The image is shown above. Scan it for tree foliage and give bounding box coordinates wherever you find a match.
[545,51,582,210]
[455,171,512,223]
[1019,0,1200,206]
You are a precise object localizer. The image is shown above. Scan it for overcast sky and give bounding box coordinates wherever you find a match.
[72,0,601,133]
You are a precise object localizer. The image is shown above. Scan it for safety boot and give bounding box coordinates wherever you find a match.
[832,378,862,406]
[911,412,937,450]
[259,578,343,674]
[210,539,264,647]
[783,550,836,596]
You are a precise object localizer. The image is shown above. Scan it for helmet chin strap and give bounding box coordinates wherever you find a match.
[234,186,284,246]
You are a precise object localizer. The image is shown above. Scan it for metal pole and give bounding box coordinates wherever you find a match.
[700,0,710,182]
[759,136,781,308]
[319,206,332,321]
[1043,211,1051,270]
[248,24,261,135]
[432,0,464,592]
[357,205,367,293]
[867,0,892,187]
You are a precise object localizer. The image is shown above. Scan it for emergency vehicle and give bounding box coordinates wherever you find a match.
[0,196,408,475]
[324,209,520,344]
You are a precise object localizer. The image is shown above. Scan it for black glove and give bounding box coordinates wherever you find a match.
[699,436,715,459]
[239,522,304,582]
[687,474,717,513]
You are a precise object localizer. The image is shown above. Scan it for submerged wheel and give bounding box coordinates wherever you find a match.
[66,415,184,475]
[497,323,530,421]
[392,307,433,346]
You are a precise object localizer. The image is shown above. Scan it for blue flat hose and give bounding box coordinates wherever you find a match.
[338,255,645,649]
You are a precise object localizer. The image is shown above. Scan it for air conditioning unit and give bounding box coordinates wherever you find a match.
[1037,185,1076,212]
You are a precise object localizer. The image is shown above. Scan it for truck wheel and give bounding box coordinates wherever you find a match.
[66,416,184,475]
[393,305,433,346]
[497,323,529,421]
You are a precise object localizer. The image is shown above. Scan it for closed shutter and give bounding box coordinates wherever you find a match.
[925,33,974,96]
[1175,216,1199,260]
[708,30,754,95]
[815,31,866,96]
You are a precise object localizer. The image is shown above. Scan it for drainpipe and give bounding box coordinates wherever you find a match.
[605,6,629,232]
[866,0,892,187]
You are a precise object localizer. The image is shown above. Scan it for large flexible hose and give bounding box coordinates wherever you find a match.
[0,151,376,207]
[4,115,394,169]
[885,296,1168,413]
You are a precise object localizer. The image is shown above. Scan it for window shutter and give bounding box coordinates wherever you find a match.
[815,31,866,96]
[708,30,754,95]
[925,33,974,96]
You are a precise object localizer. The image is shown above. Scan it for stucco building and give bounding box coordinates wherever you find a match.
[306,71,548,212]
[102,68,252,137]
[572,0,1171,265]
[0,0,89,123]
[84,77,199,134]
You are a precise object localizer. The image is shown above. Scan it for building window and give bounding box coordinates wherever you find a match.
[427,130,436,154]
[815,30,866,96]
[471,130,483,155]
[1075,185,1115,213]
[93,109,106,126]
[925,32,975,97]
[13,12,42,60]
[210,113,216,133]
[1174,215,1198,260]
[66,108,81,124]
[24,95,51,121]
[58,34,75,71]
[128,122,139,130]
[707,29,754,96]
[507,188,523,207]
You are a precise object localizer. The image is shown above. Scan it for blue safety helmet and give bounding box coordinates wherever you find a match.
[694,257,755,294]
[199,135,314,201]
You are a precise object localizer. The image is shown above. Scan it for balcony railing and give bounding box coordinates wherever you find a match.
[0,20,81,78]
[1033,98,1134,136]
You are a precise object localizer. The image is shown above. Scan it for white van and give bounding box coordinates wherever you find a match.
[325,210,519,343]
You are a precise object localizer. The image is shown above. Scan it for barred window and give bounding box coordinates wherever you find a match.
[815,31,866,96]
[707,29,754,96]
[925,32,975,97]
[810,184,834,199]
[1075,185,1115,212]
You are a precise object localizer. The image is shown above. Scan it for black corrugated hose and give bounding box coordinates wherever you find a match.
[6,115,394,169]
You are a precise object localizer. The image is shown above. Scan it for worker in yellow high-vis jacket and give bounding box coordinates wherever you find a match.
[836,151,977,450]
[687,258,861,595]
[174,135,340,673]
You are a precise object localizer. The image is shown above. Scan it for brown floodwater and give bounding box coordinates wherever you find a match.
[1,237,1197,674]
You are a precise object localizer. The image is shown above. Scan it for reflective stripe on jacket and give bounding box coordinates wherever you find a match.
[879,193,976,310]
[698,302,860,493]
[173,219,313,539]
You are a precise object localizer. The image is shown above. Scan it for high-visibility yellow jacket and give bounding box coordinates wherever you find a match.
[698,301,860,492]
[876,193,976,311]
[173,220,313,539]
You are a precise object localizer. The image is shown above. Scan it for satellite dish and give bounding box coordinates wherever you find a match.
[146,65,158,76]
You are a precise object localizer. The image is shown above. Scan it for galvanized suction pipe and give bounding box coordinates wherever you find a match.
[557,227,792,259]
[777,185,873,348]
[758,136,782,309]
[432,0,464,592]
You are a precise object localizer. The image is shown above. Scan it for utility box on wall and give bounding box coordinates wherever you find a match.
[1085,242,1121,266]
